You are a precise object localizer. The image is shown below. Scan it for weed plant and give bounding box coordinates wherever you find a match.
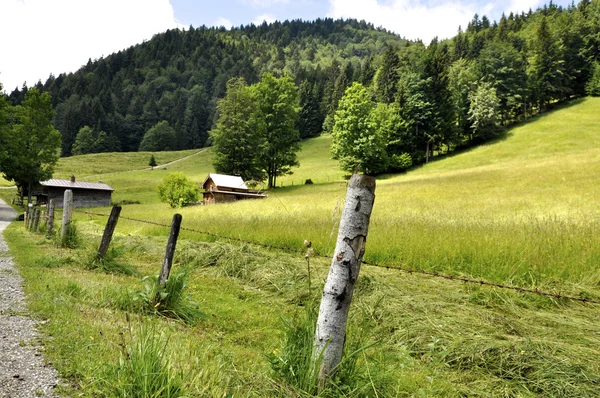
[109,318,184,397]
[55,221,81,249]
[119,272,203,325]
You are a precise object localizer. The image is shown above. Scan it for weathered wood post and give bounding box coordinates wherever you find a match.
[33,208,41,232]
[97,206,122,259]
[47,199,55,234]
[313,174,376,383]
[61,190,73,246]
[25,205,33,229]
[158,214,182,287]
[29,208,38,232]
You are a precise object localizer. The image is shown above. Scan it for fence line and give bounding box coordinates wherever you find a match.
[71,209,600,305]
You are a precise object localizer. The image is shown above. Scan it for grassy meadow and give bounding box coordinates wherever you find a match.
[30,96,599,290]
[1,97,600,396]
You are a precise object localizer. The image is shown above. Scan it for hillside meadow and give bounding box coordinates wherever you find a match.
[43,96,600,290]
[1,97,600,396]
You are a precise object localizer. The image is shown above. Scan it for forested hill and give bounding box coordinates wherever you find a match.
[6,1,600,165]
[8,19,406,156]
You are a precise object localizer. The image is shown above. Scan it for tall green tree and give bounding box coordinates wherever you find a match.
[139,120,176,151]
[297,80,323,138]
[331,82,388,175]
[468,82,501,142]
[210,77,266,182]
[374,45,400,104]
[1,88,61,203]
[71,126,96,155]
[477,41,527,124]
[0,84,9,167]
[529,16,568,110]
[254,73,301,189]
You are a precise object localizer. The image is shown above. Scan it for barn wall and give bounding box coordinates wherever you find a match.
[49,188,112,208]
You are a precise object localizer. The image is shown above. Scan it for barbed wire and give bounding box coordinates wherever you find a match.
[72,208,600,305]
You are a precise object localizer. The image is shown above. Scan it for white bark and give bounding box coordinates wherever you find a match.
[313,174,376,380]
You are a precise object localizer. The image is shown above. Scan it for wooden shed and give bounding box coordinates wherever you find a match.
[202,173,266,205]
[37,176,114,208]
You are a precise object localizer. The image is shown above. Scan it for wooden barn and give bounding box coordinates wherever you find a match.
[37,176,114,208]
[202,173,266,205]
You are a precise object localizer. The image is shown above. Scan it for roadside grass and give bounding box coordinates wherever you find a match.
[4,216,600,396]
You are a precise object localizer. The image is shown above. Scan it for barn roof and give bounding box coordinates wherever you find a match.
[40,179,114,192]
[203,173,248,190]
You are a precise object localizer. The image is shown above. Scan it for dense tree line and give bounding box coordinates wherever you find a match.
[332,0,600,173]
[3,1,600,178]
[6,19,404,157]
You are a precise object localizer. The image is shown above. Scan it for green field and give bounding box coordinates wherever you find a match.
[2,97,600,396]
[36,96,599,289]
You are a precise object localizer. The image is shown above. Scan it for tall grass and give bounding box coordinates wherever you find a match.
[109,319,184,397]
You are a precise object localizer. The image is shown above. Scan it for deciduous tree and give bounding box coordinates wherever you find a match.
[139,120,176,151]
[331,82,388,175]
[0,88,61,203]
[157,172,199,208]
[254,73,301,188]
[210,77,266,182]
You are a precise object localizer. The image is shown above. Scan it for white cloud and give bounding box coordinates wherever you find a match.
[214,17,234,29]
[327,0,478,44]
[253,14,276,25]
[0,0,180,93]
[505,0,545,15]
[244,0,289,9]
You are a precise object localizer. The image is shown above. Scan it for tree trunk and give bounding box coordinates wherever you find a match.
[27,181,32,206]
[313,174,376,382]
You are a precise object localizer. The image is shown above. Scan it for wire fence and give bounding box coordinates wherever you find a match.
[71,208,600,305]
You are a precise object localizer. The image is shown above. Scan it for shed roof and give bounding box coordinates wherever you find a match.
[203,173,248,190]
[40,179,114,192]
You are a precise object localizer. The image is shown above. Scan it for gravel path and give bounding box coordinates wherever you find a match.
[0,200,60,397]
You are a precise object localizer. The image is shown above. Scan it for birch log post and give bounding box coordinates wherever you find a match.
[47,199,55,234]
[61,190,73,246]
[97,206,122,259]
[158,214,182,287]
[313,174,376,382]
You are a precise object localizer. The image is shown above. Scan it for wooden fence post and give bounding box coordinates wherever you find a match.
[47,199,55,234]
[61,190,73,246]
[29,208,37,232]
[158,214,182,287]
[97,206,122,259]
[313,174,376,383]
[33,208,41,232]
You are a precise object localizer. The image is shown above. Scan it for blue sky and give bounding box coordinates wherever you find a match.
[0,0,574,93]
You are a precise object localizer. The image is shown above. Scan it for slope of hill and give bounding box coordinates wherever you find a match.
[10,19,405,156]
[30,96,598,289]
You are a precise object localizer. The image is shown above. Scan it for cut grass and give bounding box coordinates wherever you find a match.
[5,218,600,396]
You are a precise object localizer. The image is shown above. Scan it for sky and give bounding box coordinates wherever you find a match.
[0,0,574,93]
